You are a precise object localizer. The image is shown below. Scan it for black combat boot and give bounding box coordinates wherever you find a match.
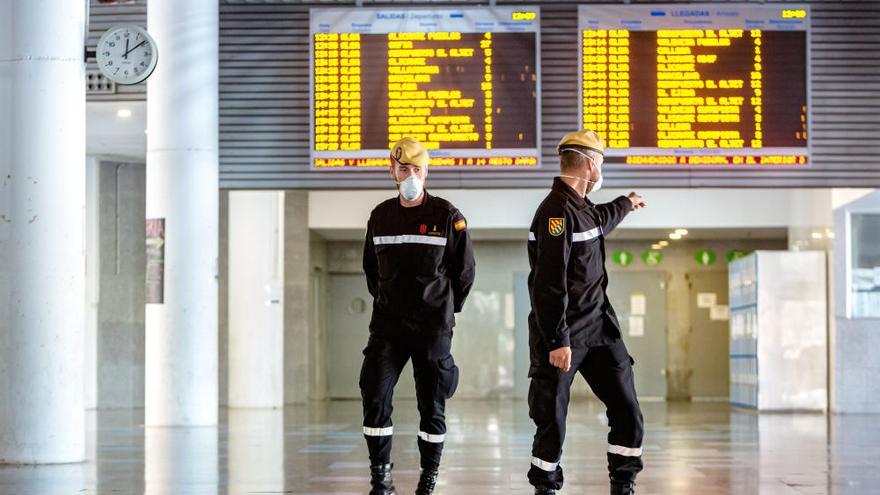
[611,480,635,495]
[369,463,396,495]
[415,468,438,495]
[534,488,556,495]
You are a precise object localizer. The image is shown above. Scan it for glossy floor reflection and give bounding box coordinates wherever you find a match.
[0,400,877,494]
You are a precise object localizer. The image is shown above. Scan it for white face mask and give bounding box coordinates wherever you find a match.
[560,149,603,193]
[590,173,603,193]
[398,175,424,202]
[560,174,602,192]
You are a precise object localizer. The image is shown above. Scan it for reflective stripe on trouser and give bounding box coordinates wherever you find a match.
[417,431,446,471]
[527,340,644,490]
[360,333,457,469]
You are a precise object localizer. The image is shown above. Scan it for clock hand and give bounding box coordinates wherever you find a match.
[124,38,130,59]
[123,40,147,58]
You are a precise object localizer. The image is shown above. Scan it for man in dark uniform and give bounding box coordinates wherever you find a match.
[526,129,647,495]
[360,137,476,495]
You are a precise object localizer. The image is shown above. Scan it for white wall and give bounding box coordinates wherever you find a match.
[310,188,802,231]
[786,189,874,252]
[228,191,285,408]
[87,101,147,160]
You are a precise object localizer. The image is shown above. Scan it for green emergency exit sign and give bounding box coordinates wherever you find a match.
[695,250,717,266]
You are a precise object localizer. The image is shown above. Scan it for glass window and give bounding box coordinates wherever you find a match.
[850,213,880,318]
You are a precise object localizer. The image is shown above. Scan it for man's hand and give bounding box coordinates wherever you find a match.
[628,192,646,210]
[549,346,572,372]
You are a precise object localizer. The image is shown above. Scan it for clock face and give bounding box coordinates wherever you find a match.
[96,25,158,85]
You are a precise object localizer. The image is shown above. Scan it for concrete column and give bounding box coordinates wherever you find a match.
[98,161,146,409]
[145,0,219,426]
[832,190,880,413]
[218,190,229,407]
[284,191,311,404]
[228,191,284,408]
[0,0,86,463]
[85,157,100,410]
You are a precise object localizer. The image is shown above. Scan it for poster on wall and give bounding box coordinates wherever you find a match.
[309,6,541,169]
[578,4,810,167]
[145,218,165,305]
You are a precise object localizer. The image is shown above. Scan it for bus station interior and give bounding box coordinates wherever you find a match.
[2,1,880,494]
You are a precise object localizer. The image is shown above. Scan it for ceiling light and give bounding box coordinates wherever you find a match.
[811,232,822,240]
[651,244,662,250]
[659,241,669,247]
[675,229,689,236]
[669,233,682,240]
[117,108,132,118]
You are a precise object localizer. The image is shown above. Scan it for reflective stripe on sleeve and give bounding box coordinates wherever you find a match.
[571,227,602,242]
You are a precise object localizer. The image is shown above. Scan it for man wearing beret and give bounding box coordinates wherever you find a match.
[360,137,476,495]
[526,129,647,495]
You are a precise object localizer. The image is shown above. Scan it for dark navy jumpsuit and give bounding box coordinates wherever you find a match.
[527,178,644,490]
[360,191,476,471]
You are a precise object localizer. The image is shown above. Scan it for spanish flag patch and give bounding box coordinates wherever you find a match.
[454,219,467,231]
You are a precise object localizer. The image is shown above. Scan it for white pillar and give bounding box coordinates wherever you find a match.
[0,0,86,463]
[228,409,284,492]
[228,191,285,408]
[145,0,219,426]
[145,427,218,495]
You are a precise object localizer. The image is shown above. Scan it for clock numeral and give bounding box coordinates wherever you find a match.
[107,61,113,66]
[109,41,116,47]
[103,51,110,57]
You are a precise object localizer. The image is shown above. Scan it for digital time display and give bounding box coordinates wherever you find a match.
[579,5,810,166]
[310,7,541,169]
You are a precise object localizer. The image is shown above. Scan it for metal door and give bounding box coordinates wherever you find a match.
[687,271,731,398]
[513,272,531,399]
[326,273,415,399]
[514,270,668,400]
[605,271,669,399]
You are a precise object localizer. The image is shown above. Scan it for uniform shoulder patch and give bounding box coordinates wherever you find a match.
[548,217,565,237]
[454,218,467,231]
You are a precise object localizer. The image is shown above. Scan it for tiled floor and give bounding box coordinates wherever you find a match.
[0,399,877,494]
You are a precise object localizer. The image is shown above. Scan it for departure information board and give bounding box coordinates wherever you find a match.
[310,7,540,169]
[579,5,810,166]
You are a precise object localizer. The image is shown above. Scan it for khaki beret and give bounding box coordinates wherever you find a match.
[557,129,605,156]
[390,137,429,167]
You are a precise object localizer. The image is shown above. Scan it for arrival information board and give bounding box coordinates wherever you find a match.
[579,5,810,166]
[310,7,540,169]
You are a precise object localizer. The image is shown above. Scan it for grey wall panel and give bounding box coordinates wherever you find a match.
[90,0,880,187]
